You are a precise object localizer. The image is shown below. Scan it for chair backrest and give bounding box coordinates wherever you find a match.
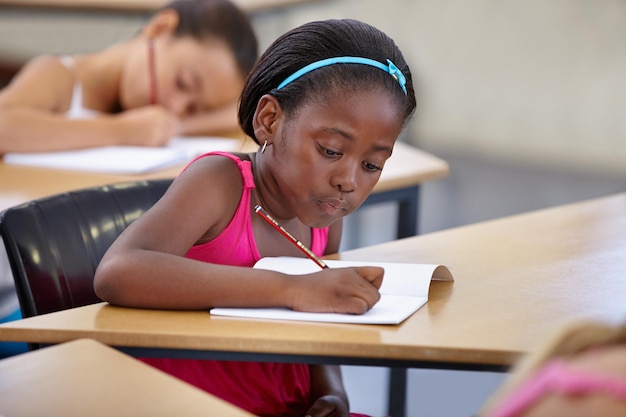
[0,179,172,318]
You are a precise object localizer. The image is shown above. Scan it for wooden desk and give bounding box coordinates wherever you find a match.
[0,136,252,211]
[1,193,624,365]
[1,192,624,416]
[0,141,449,237]
[0,338,255,417]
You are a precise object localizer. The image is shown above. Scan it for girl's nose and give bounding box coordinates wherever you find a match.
[331,162,358,193]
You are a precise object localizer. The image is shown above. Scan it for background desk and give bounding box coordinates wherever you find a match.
[0,140,449,237]
[0,338,255,417]
[1,193,624,404]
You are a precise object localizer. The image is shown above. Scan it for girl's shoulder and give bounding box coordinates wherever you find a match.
[0,55,75,111]
[16,55,74,82]
[167,151,252,241]
[178,151,251,196]
[182,151,251,174]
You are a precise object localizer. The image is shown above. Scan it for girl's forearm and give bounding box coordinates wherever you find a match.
[94,249,295,310]
[0,108,126,153]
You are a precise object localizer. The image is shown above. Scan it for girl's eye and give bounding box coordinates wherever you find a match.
[320,146,341,157]
[362,161,383,172]
[319,144,383,171]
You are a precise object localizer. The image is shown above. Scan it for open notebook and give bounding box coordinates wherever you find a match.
[210,256,454,325]
[3,136,242,175]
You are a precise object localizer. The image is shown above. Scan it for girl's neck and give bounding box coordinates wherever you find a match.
[250,151,295,222]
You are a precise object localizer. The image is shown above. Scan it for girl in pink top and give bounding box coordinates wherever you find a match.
[95,18,416,417]
[480,320,626,417]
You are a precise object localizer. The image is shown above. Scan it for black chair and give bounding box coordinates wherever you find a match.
[0,179,172,320]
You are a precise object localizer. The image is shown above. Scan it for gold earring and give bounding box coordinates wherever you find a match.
[261,140,268,154]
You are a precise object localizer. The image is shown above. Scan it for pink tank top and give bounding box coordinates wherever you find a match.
[486,359,626,417]
[184,152,328,265]
[142,152,330,417]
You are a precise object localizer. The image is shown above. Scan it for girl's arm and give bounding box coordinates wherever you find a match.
[306,365,350,417]
[0,107,178,153]
[94,156,292,310]
[0,56,177,153]
[94,156,383,313]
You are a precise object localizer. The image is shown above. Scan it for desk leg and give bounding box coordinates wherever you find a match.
[361,185,420,239]
[388,368,408,417]
[396,186,419,238]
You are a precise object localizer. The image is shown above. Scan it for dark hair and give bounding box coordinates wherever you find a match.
[238,19,416,143]
[161,0,258,78]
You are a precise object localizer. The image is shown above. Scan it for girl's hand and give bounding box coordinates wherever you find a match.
[289,266,383,314]
[115,106,180,146]
[304,394,349,417]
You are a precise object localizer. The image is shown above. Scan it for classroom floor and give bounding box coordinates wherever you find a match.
[340,147,625,417]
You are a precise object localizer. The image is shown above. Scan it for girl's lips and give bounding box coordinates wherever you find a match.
[317,198,347,216]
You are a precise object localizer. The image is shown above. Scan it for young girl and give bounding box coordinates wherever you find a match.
[479,320,626,417]
[0,0,257,154]
[94,18,416,417]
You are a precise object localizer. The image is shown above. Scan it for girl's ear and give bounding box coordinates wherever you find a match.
[252,94,282,143]
[142,9,180,38]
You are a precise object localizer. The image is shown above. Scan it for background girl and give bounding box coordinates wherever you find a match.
[0,0,257,154]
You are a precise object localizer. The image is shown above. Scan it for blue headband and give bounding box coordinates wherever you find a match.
[276,56,407,95]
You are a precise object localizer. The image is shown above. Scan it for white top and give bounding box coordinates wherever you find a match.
[59,55,100,119]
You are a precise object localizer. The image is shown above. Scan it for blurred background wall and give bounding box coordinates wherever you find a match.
[1,1,624,415]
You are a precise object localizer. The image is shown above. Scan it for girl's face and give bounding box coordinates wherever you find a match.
[120,36,244,117]
[263,88,405,229]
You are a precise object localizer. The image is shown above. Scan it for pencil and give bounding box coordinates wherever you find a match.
[254,204,329,269]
